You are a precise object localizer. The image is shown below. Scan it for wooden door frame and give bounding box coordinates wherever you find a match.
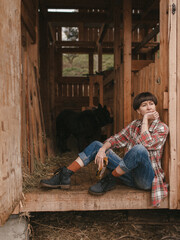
[168,0,180,209]
[0,0,22,225]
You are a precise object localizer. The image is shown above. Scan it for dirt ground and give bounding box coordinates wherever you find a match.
[24,151,180,240]
[29,210,180,240]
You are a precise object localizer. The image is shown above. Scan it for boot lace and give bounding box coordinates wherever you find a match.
[54,167,63,175]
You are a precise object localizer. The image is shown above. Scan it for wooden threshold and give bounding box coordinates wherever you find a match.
[13,184,168,213]
[13,154,169,213]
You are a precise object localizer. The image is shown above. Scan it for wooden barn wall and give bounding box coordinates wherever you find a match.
[55,76,101,116]
[113,3,123,133]
[0,0,22,225]
[55,77,90,114]
[39,11,58,155]
[79,27,114,42]
[131,57,163,120]
[103,71,114,113]
[21,0,47,174]
[131,54,169,180]
[79,9,114,42]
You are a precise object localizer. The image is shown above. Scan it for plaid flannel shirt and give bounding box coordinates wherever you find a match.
[106,119,169,207]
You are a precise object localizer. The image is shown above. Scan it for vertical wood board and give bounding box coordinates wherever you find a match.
[0,0,22,225]
[168,0,178,209]
[176,0,180,209]
[159,0,169,184]
[123,0,132,127]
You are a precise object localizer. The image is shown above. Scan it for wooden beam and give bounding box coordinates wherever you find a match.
[103,70,114,86]
[113,4,122,133]
[47,12,111,24]
[58,77,88,83]
[132,0,159,32]
[98,44,102,72]
[89,53,94,74]
[56,41,96,47]
[168,0,178,209]
[42,0,111,10]
[0,0,22,225]
[13,187,168,213]
[132,25,159,55]
[132,60,154,71]
[55,41,113,48]
[56,40,157,48]
[177,0,180,209]
[123,0,132,126]
[48,23,56,42]
[57,47,113,54]
[177,1,180,209]
[22,0,36,25]
[21,1,36,43]
[96,23,109,44]
[159,0,169,185]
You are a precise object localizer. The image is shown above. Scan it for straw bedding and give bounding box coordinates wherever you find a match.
[30,210,180,240]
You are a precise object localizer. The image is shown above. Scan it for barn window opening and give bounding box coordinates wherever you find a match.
[93,54,114,73]
[62,54,89,77]
[62,27,79,41]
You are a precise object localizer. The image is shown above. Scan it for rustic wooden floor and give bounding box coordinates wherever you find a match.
[14,159,169,213]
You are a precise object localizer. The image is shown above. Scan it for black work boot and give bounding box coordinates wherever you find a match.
[40,167,74,189]
[88,172,116,195]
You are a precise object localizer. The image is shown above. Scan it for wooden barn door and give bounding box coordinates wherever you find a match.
[168,0,180,209]
[0,0,22,225]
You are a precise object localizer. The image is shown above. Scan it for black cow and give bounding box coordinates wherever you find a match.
[56,104,113,153]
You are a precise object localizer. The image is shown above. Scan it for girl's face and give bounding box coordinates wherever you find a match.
[137,100,156,116]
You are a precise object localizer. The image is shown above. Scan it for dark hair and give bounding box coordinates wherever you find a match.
[133,92,158,110]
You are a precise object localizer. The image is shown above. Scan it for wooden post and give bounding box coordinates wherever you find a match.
[113,3,122,133]
[98,44,102,72]
[0,0,22,225]
[123,0,132,126]
[89,75,103,107]
[168,0,178,209]
[176,0,180,209]
[47,43,55,157]
[159,0,169,184]
[39,10,49,135]
[89,53,93,74]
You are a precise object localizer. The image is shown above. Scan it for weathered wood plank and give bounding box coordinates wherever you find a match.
[58,77,88,84]
[0,0,22,225]
[123,0,132,126]
[42,0,111,10]
[13,187,168,213]
[47,12,110,24]
[132,25,159,55]
[21,1,36,43]
[168,0,178,209]
[89,53,93,74]
[132,60,154,71]
[113,4,122,133]
[177,0,180,210]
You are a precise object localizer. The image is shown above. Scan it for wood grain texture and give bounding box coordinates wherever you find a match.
[0,0,22,225]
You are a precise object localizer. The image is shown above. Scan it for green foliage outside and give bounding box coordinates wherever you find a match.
[63,54,114,77]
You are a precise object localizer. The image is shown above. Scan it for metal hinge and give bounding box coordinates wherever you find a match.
[172,3,176,15]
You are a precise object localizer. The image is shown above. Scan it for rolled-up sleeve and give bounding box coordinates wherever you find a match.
[136,123,169,150]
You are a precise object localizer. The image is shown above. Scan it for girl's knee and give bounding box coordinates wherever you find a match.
[133,144,148,156]
[90,140,103,149]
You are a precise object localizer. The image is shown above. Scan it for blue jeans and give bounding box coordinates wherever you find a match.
[78,141,155,190]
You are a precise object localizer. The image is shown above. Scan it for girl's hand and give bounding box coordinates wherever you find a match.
[95,148,107,170]
[144,111,159,120]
